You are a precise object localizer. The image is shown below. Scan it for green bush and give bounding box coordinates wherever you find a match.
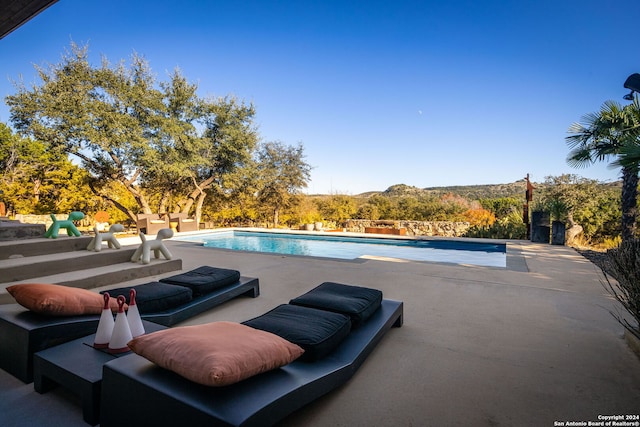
[602,239,640,339]
[464,208,527,239]
[464,221,527,239]
[479,197,522,219]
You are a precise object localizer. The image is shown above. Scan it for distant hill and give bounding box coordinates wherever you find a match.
[354,181,528,200]
[309,180,622,200]
[352,179,621,200]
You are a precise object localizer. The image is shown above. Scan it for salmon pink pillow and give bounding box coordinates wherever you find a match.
[128,321,304,386]
[7,283,123,316]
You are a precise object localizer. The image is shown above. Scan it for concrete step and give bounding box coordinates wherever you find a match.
[0,221,46,241]
[0,248,139,283]
[0,234,184,305]
[0,258,183,305]
[0,236,94,259]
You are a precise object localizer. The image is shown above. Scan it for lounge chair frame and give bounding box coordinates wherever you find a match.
[136,214,170,235]
[0,305,101,384]
[0,276,259,383]
[100,299,403,427]
[168,213,199,233]
[140,276,259,326]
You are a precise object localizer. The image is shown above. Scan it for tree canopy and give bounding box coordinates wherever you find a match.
[254,141,311,227]
[0,123,95,214]
[6,43,259,223]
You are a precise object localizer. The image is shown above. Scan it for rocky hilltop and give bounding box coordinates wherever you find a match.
[354,179,621,200]
[355,180,528,199]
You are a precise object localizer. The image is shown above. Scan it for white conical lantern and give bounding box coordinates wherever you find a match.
[93,293,115,348]
[127,288,145,338]
[108,295,133,353]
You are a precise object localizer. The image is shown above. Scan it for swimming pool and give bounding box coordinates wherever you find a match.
[175,230,507,267]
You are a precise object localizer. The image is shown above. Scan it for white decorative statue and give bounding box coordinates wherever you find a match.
[87,223,125,252]
[130,228,173,265]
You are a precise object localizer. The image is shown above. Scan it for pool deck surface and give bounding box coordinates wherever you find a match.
[2,238,640,426]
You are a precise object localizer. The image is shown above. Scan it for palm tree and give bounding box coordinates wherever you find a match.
[566,99,640,242]
[614,98,640,168]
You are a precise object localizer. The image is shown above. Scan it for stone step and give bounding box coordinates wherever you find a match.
[0,258,183,305]
[0,221,46,241]
[0,248,139,283]
[0,236,94,259]
[0,232,184,305]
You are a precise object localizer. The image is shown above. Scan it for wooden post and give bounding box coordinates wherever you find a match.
[524,174,534,239]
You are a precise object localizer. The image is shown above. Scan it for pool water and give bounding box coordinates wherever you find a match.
[175,231,506,267]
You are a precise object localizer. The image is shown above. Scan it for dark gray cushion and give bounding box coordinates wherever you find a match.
[102,282,192,313]
[242,304,351,362]
[159,266,240,296]
[289,282,382,328]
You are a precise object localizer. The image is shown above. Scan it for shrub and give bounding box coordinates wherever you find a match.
[602,239,640,339]
[602,236,622,250]
[479,197,522,220]
[463,208,496,227]
[464,221,526,239]
[464,208,526,239]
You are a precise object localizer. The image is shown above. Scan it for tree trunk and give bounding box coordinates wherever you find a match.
[183,175,215,214]
[87,181,138,221]
[32,179,41,204]
[158,192,170,214]
[73,152,152,216]
[118,177,152,215]
[273,206,279,228]
[621,165,639,243]
[127,186,152,214]
[194,191,206,226]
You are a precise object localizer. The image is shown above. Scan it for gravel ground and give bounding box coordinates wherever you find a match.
[575,248,608,272]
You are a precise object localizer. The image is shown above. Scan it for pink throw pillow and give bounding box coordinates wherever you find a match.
[128,321,304,386]
[7,283,123,316]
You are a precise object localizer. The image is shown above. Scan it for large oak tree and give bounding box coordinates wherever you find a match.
[6,43,258,224]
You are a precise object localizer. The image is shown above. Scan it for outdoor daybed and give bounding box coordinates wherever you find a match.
[0,266,259,383]
[100,282,403,427]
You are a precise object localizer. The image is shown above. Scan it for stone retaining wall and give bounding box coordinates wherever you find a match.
[15,214,94,228]
[344,219,470,237]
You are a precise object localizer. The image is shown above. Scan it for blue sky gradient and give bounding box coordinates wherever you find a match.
[1,0,638,194]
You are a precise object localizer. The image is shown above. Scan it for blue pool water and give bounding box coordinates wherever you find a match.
[175,231,506,267]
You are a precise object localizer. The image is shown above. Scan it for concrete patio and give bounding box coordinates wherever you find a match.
[1,238,639,426]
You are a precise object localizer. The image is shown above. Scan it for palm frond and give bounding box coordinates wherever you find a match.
[565,99,640,170]
[601,100,624,116]
[566,147,595,168]
[613,142,640,169]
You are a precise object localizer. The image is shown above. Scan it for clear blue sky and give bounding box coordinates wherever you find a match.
[1,0,638,194]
